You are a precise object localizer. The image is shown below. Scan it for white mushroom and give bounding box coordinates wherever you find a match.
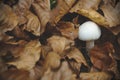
[78,21,101,51]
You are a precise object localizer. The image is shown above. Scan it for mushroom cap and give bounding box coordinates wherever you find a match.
[78,21,101,41]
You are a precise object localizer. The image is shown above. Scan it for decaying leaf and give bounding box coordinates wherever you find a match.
[44,51,61,70]
[0,0,120,80]
[72,0,101,10]
[56,22,78,40]
[70,0,108,27]
[0,3,18,30]
[0,69,34,80]
[0,3,18,41]
[50,0,76,25]
[109,25,120,35]
[90,42,120,79]
[101,1,120,27]
[47,35,74,55]
[41,61,76,80]
[7,40,41,70]
[23,11,41,36]
[40,45,52,59]
[12,26,30,40]
[66,47,88,74]
[13,0,34,25]
[0,59,7,73]
[80,72,113,80]
[117,33,120,46]
[32,0,50,34]
[13,0,34,12]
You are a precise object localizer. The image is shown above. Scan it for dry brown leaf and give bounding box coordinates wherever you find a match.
[0,69,34,80]
[72,0,101,10]
[14,0,34,10]
[12,26,30,40]
[7,40,41,70]
[70,0,108,27]
[66,48,88,67]
[44,51,61,70]
[23,11,41,36]
[101,1,120,27]
[12,0,34,25]
[41,61,76,80]
[47,35,74,55]
[90,42,120,79]
[0,3,18,31]
[0,59,7,73]
[0,3,18,41]
[50,0,76,25]
[117,33,120,46]
[66,47,88,74]
[56,22,78,40]
[40,45,52,59]
[80,72,113,80]
[0,40,27,58]
[32,0,50,34]
[109,25,120,35]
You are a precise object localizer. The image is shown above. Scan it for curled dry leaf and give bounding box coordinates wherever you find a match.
[0,3,18,41]
[12,26,30,40]
[7,40,41,70]
[70,0,108,27]
[109,25,120,35]
[47,35,74,55]
[56,22,78,40]
[90,42,120,79]
[16,0,34,10]
[80,72,113,80]
[117,33,120,46]
[0,59,7,73]
[0,69,34,80]
[66,47,88,74]
[32,0,50,34]
[0,40,27,58]
[41,61,76,80]
[44,51,61,70]
[50,0,76,25]
[23,11,41,36]
[40,45,52,59]
[101,1,120,27]
[72,0,101,10]
[66,48,88,67]
[13,0,34,25]
[100,1,120,35]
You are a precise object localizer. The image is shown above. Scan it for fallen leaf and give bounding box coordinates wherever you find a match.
[23,11,41,36]
[70,0,108,27]
[44,51,61,70]
[80,72,113,80]
[90,42,120,79]
[0,69,34,80]
[7,40,41,70]
[12,26,30,40]
[66,47,88,75]
[0,59,7,73]
[0,3,18,41]
[41,61,76,80]
[50,0,76,25]
[56,22,78,40]
[47,35,74,55]
[14,0,34,10]
[117,33,120,46]
[101,1,120,27]
[13,0,34,25]
[32,0,50,34]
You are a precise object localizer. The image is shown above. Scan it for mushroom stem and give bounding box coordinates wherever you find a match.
[86,40,94,51]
